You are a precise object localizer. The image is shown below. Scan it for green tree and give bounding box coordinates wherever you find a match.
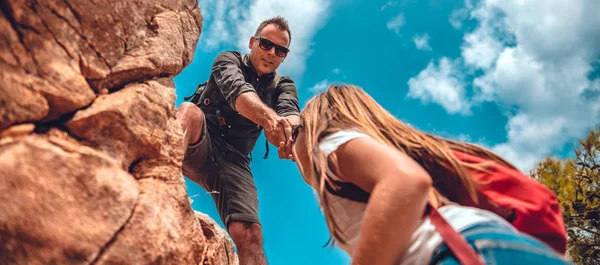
[532,127,600,265]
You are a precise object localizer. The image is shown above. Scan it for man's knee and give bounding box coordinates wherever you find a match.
[177,102,205,125]
[228,221,263,249]
[177,102,205,145]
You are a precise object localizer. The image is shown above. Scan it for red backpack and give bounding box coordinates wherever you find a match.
[326,150,568,255]
[451,151,567,254]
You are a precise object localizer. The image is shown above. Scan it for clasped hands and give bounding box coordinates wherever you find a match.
[264,116,296,160]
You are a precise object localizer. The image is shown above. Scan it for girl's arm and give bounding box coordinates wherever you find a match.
[329,137,432,265]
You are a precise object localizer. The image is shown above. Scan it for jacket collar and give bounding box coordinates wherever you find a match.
[243,54,276,79]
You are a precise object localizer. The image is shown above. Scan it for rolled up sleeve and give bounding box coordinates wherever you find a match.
[275,76,300,117]
[211,52,256,110]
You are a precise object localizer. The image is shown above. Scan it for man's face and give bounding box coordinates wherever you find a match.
[248,24,290,76]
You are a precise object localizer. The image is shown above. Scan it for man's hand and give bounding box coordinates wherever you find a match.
[264,116,292,159]
[265,117,293,160]
[234,92,299,160]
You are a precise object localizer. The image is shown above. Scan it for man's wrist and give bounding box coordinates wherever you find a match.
[262,111,279,132]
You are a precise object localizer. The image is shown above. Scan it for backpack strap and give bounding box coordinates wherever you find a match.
[427,203,485,265]
[326,179,370,203]
[184,81,208,103]
[263,71,282,159]
[325,180,485,264]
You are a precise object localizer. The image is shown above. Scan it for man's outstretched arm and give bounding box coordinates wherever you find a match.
[235,92,286,143]
[211,52,288,147]
[235,76,301,159]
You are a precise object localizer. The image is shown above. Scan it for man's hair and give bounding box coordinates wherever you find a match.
[254,16,292,45]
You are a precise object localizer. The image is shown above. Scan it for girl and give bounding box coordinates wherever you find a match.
[291,85,571,265]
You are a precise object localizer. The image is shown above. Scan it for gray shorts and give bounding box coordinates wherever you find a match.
[182,116,260,229]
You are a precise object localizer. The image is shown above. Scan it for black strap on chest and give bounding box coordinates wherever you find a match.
[184,82,207,102]
[325,179,370,203]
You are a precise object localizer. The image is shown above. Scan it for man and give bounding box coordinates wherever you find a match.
[176,16,299,265]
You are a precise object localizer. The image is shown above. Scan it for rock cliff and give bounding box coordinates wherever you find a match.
[0,1,236,264]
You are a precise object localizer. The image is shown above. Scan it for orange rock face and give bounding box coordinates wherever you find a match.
[0,1,237,264]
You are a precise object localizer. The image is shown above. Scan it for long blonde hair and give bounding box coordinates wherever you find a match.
[300,84,517,246]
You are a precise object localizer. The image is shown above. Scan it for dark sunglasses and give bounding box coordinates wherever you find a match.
[291,124,303,143]
[254,36,290,57]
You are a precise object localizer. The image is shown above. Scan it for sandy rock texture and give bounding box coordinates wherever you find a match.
[0,1,237,264]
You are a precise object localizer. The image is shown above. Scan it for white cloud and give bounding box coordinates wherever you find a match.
[409,0,600,172]
[449,8,469,29]
[464,0,473,9]
[387,13,405,35]
[413,33,432,51]
[380,1,399,11]
[308,79,330,94]
[449,0,474,29]
[461,27,503,70]
[490,0,600,64]
[407,58,471,115]
[199,0,245,49]
[453,133,472,143]
[197,0,331,79]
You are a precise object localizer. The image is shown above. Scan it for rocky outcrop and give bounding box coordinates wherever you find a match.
[196,212,239,265]
[0,0,237,264]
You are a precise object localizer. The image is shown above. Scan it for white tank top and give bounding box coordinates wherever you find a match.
[315,130,514,265]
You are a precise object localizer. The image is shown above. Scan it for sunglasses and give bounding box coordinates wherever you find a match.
[291,124,303,143]
[254,36,290,57]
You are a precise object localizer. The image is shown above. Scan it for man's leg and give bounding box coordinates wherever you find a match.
[208,150,267,265]
[177,102,212,190]
[177,102,267,264]
[229,221,267,265]
[176,102,204,149]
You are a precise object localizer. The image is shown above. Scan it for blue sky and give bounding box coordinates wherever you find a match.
[174,0,600,264]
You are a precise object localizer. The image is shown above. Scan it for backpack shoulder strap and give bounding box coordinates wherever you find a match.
[427,204,486,265]
[326,179,370,203]
[184,81,207,103]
